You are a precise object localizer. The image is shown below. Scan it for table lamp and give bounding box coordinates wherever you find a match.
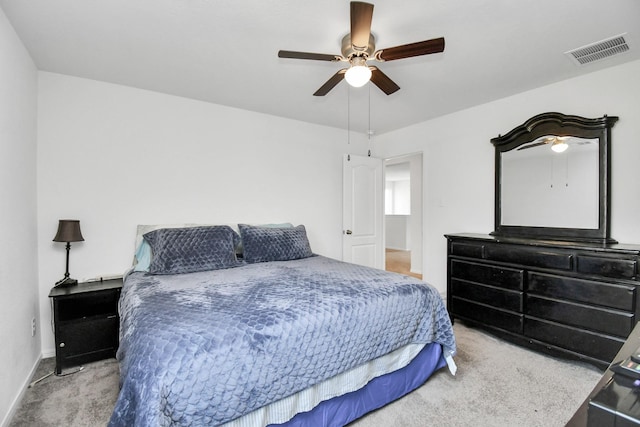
[53,219,84,287]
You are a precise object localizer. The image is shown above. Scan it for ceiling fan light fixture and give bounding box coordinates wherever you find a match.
[551,140,569,153]
[345,57,371,87]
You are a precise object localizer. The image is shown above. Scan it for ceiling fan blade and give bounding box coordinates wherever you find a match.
[517,141,548,151]
[350,2,374,51]
[375,37,445,61]
[278,50,341,62]
[313,69,347,96]
[369,66,400,95]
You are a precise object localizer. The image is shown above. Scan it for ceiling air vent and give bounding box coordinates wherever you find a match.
[565,34,629,65]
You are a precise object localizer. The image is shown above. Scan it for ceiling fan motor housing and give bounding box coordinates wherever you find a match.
[341,33,376,60]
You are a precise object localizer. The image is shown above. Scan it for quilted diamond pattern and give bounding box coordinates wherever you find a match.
[110,256,456,427]
[144,225,240,274]
[238,223,313,263]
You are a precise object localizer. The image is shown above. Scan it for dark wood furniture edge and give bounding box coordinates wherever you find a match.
[490,112,618,244]
[565,322,640,426]
[445,233,640,254]
[48,277,123,298]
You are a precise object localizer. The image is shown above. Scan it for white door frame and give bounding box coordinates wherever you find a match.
[384,152,423,275]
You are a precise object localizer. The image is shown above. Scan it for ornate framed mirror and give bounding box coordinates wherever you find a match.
[491,112,618,243]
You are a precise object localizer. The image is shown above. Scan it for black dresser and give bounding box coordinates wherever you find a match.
[446,233,640,369]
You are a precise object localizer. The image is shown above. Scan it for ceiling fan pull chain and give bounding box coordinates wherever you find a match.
[347,84,351,161]
[565,151,569,187]
[367,83,372,157]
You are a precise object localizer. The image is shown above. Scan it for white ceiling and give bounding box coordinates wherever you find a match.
[2,0,639,134]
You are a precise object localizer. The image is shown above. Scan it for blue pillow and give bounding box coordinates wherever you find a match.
[238,224,313,264]
[144,226,240,274]
[236,222,292,257]
[133,240,152,272]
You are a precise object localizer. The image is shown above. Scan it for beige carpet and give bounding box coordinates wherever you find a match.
[353,323,602,426]
[9,323,602,426]
[9,357,119,427]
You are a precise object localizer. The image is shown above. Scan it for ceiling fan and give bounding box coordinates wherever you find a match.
[518,136,570,153]
[278,1,445,96]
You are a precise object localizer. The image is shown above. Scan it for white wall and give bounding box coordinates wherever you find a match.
[385,215,410,250]
[0,8,39,427]
[385,180,411,214]
[36,72,362,355]
[375,59,640,295]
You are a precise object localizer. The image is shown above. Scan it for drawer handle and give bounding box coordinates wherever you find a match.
[59,342,65,348]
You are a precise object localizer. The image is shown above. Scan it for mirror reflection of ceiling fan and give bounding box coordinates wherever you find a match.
[277,1,445,96]
[518,136,571,153]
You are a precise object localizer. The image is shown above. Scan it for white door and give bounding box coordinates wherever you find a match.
[342,154,384,269]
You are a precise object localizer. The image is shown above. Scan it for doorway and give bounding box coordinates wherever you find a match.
[384,153,423,279]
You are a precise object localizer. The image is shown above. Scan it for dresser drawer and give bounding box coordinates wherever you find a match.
[450,241,484,259]
[577,255,638,280]
[451,279,523,312]
[485,244,573,270]
[451,298,523,334]
[450,259,524,291]
[526,295,634,338]
[524,318,624,363]
[528,272,636,311]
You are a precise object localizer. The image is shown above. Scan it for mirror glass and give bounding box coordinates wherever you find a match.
[501,135,599,228]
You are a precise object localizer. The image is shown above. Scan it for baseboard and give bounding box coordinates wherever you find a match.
[0,355,41,427]
[385,246,410,251]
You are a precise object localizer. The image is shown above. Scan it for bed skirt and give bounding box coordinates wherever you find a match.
[273,342,445,427]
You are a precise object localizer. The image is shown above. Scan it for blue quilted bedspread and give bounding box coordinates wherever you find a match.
[108,255,456,427]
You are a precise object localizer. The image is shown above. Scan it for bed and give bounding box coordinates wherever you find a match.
[108,224,456,427]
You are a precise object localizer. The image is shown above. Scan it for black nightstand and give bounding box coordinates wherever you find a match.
[49,278,122,374]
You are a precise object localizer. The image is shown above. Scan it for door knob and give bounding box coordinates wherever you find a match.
[345,230,353,235]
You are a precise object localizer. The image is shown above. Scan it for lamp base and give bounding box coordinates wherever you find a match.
[55,277,78,288]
